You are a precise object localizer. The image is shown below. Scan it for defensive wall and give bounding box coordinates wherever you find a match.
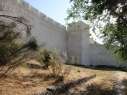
[0,0,126,67]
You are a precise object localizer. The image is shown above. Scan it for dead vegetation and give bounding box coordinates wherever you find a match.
[0,62,127,95]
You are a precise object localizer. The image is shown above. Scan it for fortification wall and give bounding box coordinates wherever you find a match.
[67,22,126,67]
[0,0,126,66]
[67,22,82,64]
[0,0,67,54]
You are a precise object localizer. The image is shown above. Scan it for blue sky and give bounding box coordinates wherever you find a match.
[24,0,70,25]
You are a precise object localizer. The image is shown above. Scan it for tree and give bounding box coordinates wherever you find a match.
[67,0,127,60]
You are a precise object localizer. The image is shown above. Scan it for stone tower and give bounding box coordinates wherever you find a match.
[67,21,89,65]
[66,21,120,67]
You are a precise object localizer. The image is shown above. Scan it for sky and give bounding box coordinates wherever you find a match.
[24,0,70,25]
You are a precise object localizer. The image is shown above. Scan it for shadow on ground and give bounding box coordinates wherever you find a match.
[34,75,96,95]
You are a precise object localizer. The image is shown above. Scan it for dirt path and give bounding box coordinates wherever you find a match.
[113,71,127,95]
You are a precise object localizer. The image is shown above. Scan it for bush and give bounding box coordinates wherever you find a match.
[38,49,52,68]
[0,21,20,65]
[0,15,38,75]
[48,54,63,77]
[38,49,69,80]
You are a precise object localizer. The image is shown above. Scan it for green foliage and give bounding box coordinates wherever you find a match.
[0,21,20,65]
[67,0,127,60]
[26,37,38,50]
[103,24,127,60]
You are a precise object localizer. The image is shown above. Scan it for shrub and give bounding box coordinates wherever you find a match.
[38,49,69,80]
[0,21,20,65]
[38,49,58,67]
[48,54,63,77]
[39,49,52,68]
[0,15,38,75]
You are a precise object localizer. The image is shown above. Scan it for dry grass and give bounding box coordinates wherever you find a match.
[0,62,127,95]
[0,66,54,95]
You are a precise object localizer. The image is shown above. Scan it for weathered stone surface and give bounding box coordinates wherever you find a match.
[0,0,126,67]
[0,0,67,55]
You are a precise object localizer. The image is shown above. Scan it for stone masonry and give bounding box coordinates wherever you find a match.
[0,0,126,67]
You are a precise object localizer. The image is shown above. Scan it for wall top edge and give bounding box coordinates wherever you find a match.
[18,0,66,30]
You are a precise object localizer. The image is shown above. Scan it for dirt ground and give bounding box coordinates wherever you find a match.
[0,62,127,95]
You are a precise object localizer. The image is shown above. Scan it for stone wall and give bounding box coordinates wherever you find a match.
[67,22,126,67]
[67,22,81,64]
[0,0,126,67]
[0,0,67,54]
